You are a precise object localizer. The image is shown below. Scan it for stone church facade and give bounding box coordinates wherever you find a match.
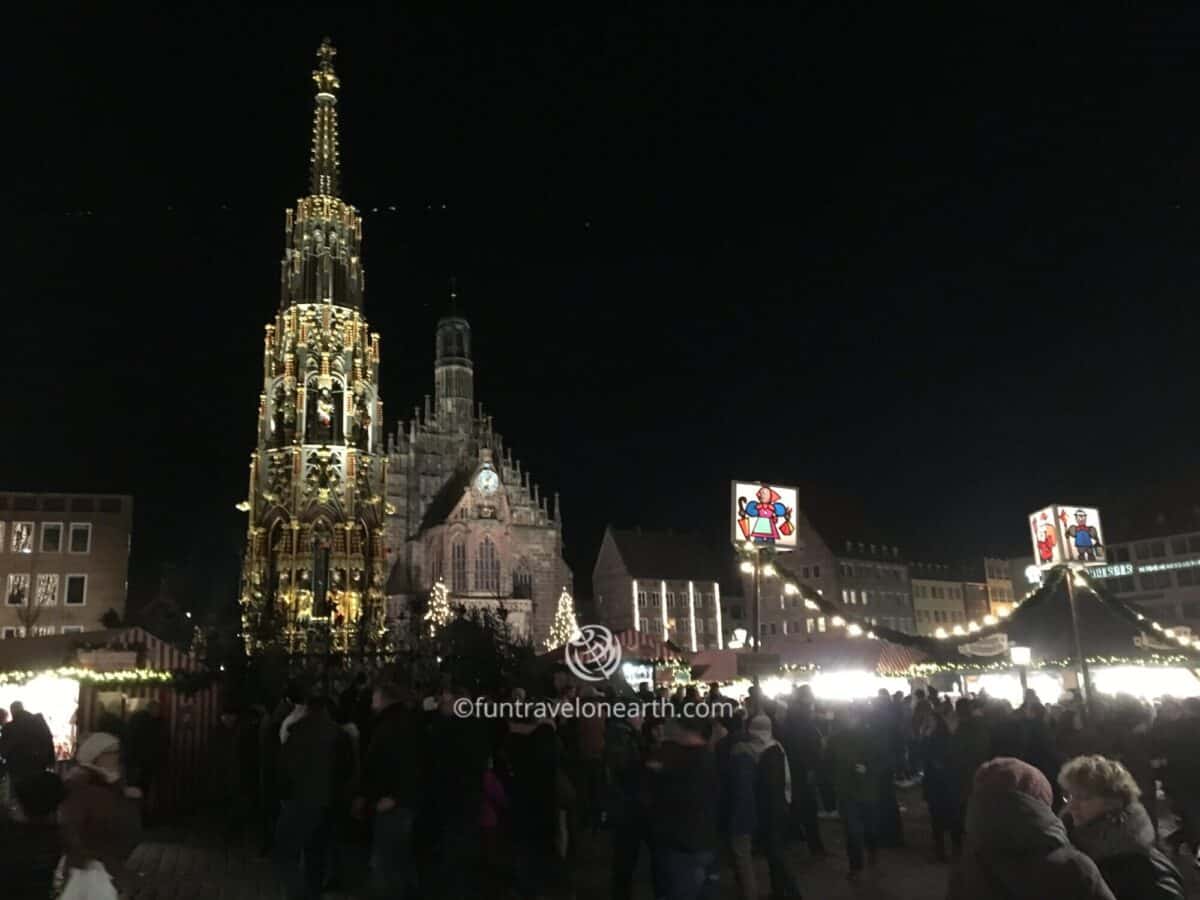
[238,40,569,651]
[383,311,571,645]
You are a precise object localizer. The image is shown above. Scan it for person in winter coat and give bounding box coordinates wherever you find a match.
[717,713,757,900]
[0,701,55,782]
[826,704,880,879]
[782,688,826,855]
[360,682,421,899]
[948,756,1116,900]
[748,714,802,899]
[1059,754,1185,900]
[919,712,962,861]
[59,732,143,896]
[949,697,990,824]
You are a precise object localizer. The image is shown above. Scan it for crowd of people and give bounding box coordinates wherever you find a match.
[3,678,1200,899]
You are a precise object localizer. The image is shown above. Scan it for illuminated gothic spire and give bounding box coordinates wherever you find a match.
[309,37,341,197]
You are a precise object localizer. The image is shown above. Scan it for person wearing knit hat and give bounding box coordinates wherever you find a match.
[948,757,1116,900]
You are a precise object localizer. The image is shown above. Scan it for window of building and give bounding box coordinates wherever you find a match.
[512,566,532,599]
[13,497,36,511]
[817,616,827,632]
[475,538,499,592]
[760,623,768,635]
[1189,535,1200,554]
[1172,537,1188,556]
[11,522,33,554]
[70,497,95,512]
[1134,542,1151,560]
[806,618,815,633]
[99,498,122,513]
[40,523,62,553]
[652,593,661,607]
[35,574,58,607]
[1,627,22,639]
[638,591,647,607]
[61,625,84,635]
[1181,601,1200,619]
[41,497,65,512]
[1152,541,1166,558]
[0,521,4,551]
[862,591,870,605]
[451,541,467,592]
[7,574,29,606]
[802,567,810,578]
[1179,569,1197,588]
[666,591,675,607]
[696,619,704,634]
[32,626,54,636]
[1118,575,1136,593]
[848,590,857,604]
[769,623,777,635]
[65,575,87,606]
[1112,546,1130,562]
[69,523,91,554]
[1139,571,1172,591]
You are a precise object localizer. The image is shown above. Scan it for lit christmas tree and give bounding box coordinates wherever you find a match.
[545,587,579,650]
[425,578,451,635]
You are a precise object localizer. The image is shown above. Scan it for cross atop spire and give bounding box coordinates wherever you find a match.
[309,37,341,197]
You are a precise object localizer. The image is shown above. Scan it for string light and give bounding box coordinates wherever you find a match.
[847,623,863,637]
[934,627,948,639]
[739,561,754,574]
[967,621,980,632]
[952,625,965,636]
[762,563,777,577]
[831,616,845,627]
[783,583,799,596]
[983,615,997,625]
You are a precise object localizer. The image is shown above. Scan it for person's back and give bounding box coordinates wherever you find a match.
[279,703,342,809]
[0,772,64,898]
[949,757,1115,900]
[649,731,718,854]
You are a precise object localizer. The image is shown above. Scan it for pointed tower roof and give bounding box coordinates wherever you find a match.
[309,37,341,197]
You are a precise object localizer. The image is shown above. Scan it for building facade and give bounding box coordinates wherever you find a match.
[0,493,132,638]
[1084,530,1200,630]
[238,41,390,653]
[984,556,1017,617]
[592,527,727,650]
[909,562,968,636]
[755,505,917,651]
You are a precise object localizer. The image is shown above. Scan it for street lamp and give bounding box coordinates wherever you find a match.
[1010,644,1031,700]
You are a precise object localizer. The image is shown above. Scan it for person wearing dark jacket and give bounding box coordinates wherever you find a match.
[949,698,990,825]
[920,712,962,861]
[0,701,54,782]
[361,682,421,899]
[717,714,757,900]
[647,715,719,900]
[948,757,1116,900]
[274,695,352,900]
[507,711,562,899]
[609,714,665,900]
[1059,754,1185,900]
[782,689,826,855]
[0,771,65,898]
[748,714,802,899]
[826,704,879,879]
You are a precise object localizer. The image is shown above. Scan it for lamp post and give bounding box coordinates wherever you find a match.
[1010,644,1031,703]
[1064,566,1095,724]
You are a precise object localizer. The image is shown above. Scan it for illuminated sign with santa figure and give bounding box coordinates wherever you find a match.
[1029,505,1106,570]
[732,481,799,551]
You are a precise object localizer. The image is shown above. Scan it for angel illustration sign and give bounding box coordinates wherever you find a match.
[732,481,799,550]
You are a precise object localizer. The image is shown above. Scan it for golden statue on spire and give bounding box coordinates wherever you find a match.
[313,37,340,96]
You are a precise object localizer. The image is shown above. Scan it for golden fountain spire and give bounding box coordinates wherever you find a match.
[309,37,341,197]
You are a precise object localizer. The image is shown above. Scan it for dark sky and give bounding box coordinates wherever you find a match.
[9,6,1200,608]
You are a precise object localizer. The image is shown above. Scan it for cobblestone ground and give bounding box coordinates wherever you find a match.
[126,787,1200,899]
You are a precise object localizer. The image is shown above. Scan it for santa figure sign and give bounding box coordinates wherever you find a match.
[733,481,799,551]
[1029,505,1106,570]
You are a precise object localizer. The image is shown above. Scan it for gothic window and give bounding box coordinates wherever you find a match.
[513,563,533,599]
[475,537,499,593]
[451,540,467,593]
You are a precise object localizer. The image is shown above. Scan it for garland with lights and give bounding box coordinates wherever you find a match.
[906,653,1194,677]
[759,556,1200,667]
[0,666,218,694]
[545,588,579,651]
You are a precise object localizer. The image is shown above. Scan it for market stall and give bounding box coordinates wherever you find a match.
[0,627,220,815]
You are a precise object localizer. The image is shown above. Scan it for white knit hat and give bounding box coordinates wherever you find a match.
[77,731,120,766]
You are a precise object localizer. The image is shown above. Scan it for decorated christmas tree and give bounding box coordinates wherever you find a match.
[425,578,451,635]
[545,587,579,651]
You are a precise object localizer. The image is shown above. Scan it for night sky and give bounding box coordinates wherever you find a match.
[10,7,1200,612]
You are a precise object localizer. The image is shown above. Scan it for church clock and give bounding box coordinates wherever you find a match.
[475,467,500,495]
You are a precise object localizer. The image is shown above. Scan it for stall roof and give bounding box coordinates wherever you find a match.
[0,627,200,673]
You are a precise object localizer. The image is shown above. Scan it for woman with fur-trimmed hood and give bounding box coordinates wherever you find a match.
[1059,754,1184,900]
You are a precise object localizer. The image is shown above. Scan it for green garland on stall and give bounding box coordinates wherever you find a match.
[907,653,1194,677]
[0,666,218,695]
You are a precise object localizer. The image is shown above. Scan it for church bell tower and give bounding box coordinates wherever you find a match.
[238,39,389,654]
[433,284,474,430]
